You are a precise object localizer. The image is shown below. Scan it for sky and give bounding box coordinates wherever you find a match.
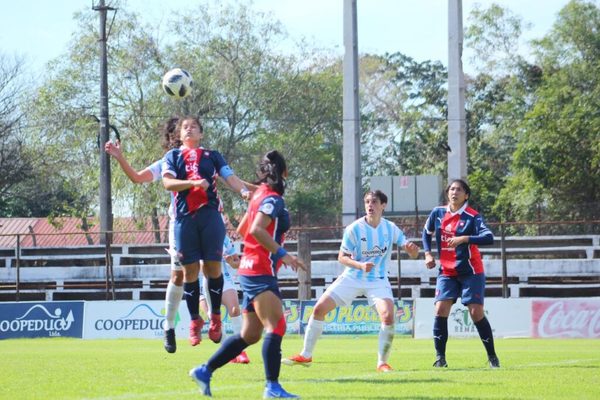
[0,0,573,75]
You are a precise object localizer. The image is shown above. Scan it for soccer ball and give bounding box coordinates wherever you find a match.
[162,68,193,99]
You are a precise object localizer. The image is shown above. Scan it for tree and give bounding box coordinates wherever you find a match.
[359,53,448,179]
[498,0,600,226]
[167,2,345,225]
[465,3,531,76]
[0,54,35,216]
[22,1,346,228]
[463,0,600,230]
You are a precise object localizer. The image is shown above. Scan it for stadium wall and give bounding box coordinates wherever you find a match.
[1,258,599,301]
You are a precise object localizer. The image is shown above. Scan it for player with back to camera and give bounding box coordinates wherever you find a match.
[162,116,251,346]
[422,179,500,368]
[105,117,202,353]
[189,150,305,399]
[283,190,420,372]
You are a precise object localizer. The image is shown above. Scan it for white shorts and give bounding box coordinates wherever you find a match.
[323,275,393,307]
[168,219,182,271]
[200,264,237,299]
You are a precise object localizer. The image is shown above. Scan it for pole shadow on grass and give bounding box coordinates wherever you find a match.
[300,377,447,385]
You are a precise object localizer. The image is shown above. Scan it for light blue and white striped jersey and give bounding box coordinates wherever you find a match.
[147,159,163,182]
[148,158,175,220]
[222,235,237,281]
[340,217,408,282]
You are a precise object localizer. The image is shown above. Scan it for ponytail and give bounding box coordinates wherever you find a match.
[257,150,287,195]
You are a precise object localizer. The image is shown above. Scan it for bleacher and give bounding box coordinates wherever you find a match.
[1,235,599,301]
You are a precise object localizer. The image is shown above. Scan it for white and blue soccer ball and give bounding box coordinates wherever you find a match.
[162,68,193,99]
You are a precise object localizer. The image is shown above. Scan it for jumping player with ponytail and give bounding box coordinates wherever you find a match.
[189,150,305,399]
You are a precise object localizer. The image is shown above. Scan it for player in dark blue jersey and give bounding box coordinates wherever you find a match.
[422,179,500,368]
[106,117,203,353]
[189,150,305,399]
[162,116,251,345]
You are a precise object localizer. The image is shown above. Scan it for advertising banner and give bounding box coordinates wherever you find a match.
[84,301,242,340]
[0,301,84,339]
[532,299,600,338]
[414,298,531,339]
[283,300,302,334]
[84,301,171,339]
[295,300,414,335]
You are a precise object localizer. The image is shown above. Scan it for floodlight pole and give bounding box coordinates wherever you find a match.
[94,0,114,244]
[447,0,467,182]
[342,0,362,225]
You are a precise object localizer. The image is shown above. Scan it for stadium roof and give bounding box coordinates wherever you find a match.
[0,216,170,249]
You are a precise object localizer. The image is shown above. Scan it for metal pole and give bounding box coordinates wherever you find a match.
[396,248,402,300]
[94,0,113,245]
[105,236,115,300]
[414,176,419,236]
[15,234,20,302]
[500,223,508,298]
[342,0,361,225]
[447,0,467,181]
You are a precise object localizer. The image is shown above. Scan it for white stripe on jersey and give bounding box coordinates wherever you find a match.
[340,217,407,282]
[148,159,163,182]
[221,236,238,284]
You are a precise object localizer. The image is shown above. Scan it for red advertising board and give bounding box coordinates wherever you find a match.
[532,299,600,338]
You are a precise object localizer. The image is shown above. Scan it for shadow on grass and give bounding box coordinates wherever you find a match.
[301,377,448,385]
[298,395,501,400]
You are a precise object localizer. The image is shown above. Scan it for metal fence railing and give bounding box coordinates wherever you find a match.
[1,221,599,302]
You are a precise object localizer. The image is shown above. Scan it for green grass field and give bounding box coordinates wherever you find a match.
[1,335,599,399]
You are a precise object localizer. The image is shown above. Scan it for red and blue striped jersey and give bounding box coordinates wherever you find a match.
[162,147,229,218]
[238,184,290,277]
[422,203,493,276]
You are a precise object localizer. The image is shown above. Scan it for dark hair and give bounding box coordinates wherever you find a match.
[256,150,287,195]
[445,179,471,197]
[364,190,388,205]
[159,117,181,150]
[174,115,204,137]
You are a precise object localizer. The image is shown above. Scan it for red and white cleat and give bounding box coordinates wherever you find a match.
[376,363,393,372]
[281,354,312,367]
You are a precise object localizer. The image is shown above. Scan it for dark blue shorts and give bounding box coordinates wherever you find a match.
[238,275,281,313]
[174,207,225,265]
[435,273,485,305]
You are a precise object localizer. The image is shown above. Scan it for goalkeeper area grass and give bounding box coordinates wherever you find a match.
[1,335,599,399]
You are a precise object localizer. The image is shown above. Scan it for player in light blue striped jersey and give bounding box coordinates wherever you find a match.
[283,190,419,372]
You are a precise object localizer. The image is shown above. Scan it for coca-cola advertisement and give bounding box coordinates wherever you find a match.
[532,299,600,338]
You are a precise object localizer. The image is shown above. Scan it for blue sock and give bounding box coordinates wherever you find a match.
[207,275,224,315]
[183,280,200,319]
[474,316,496,357]
[262,332,283,382]
[206,334,249,371]
[433,316,448,358]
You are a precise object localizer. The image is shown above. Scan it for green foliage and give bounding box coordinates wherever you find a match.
[464,0,600,228]
[465,3,531,74]
[7,0,600,231]
[0,54,29,217]
[359,53,448,179]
